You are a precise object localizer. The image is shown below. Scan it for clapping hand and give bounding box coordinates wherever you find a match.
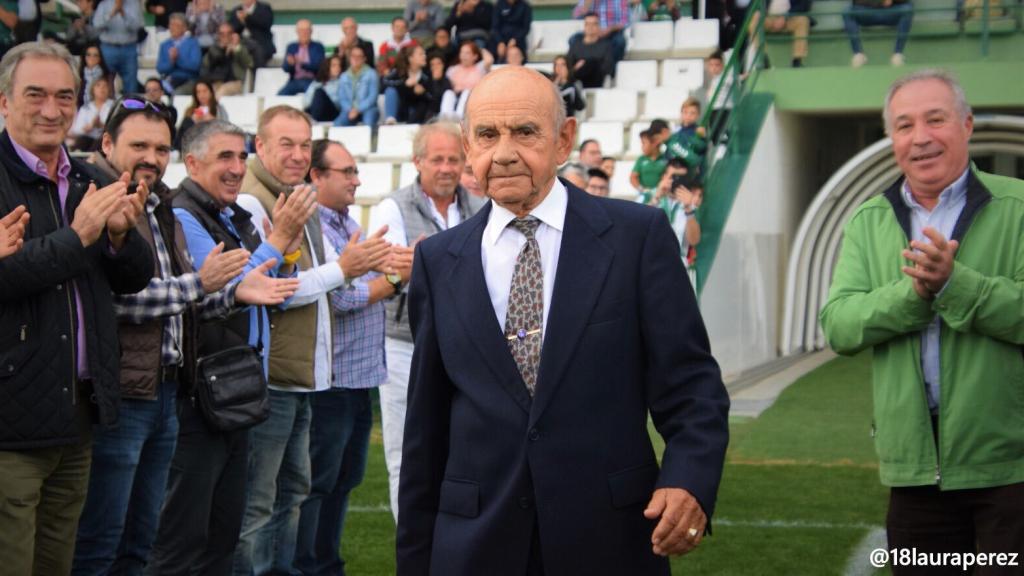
[106,173,149,249]
[234,258,302,304]
[0,205,30,259]
[198,242,251,292]
[902,226,958,300]
[338,225,391,280]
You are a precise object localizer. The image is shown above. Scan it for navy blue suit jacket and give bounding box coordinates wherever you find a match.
[396,183,729,576]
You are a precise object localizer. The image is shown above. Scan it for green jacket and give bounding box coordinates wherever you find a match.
[820,167,1024,491]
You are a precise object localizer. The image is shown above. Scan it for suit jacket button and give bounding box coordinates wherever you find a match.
[528,428,540,441]
[518,496,532,509]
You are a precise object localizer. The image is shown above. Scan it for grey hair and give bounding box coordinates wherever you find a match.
[168,12,187,26]
[182,119,247,161]
[412,120,463,160]
[461,68,567,137]
[883,68,972,134]
[557,162,587,181]
[0,41,80,98]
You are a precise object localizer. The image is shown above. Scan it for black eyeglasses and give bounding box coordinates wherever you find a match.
[324,167,359,177]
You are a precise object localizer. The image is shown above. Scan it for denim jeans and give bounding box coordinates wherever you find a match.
[843,3,914,54]
[294,388,373,576]
[101,42,139,94]
[333,106,379,127]
[234,389,312,576]
[72,380,178,576]
[279,78,313,96]
[383,87,400,121]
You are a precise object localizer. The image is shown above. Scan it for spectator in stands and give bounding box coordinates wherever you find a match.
[77,43,113,107]
[378,16,417,78]
[94,0,143,94]
[439,40,492,119]
[460,161,483,197]
[645,0,681,20]
[445,0,493,48]
[304,54,342,122]
[175,79,229,149]
[566,12,613,88]
[203,21,253,98]
[423,53,452,120]
[491,0,531,64]
[585,167,611,197]
[334,44,380,127]
[280,19,324,96]
[67,75,113,151]
[750,0,812,67]
[63,0,99,56]
[505,43,526,66]
[142,75,179,127]
[405,0,445,43]
[186,0,225,51]
[558,161,588,188]
[631,129,667,198]
[843,0,912,67]
[578,138,602,168]
[648,158,701,263]
[157,13,202,95]
[145,0,186,29]
[227,0,273,68]
[0,3,17,58]
[601,155,616,179]
[571,0,630,68]
[666,97,707,173]
[336,17,375,73]
[552,54,586,117]
[426,26,457,67]
[383,44,432,124]
[702,50,732,142]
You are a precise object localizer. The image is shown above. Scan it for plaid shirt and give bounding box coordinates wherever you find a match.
[319,206,387,389]
[114,193,236,367]
[573,0,631,28]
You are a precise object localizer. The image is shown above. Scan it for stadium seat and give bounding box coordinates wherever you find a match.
[359,24,393,53]
[262,95,304,112]
[398,162,418,188]
[253,68,290,97]
[589,89,639,122]
[163,163,188,189]
[530,20,583,57]
[628,21,675,54]
[327,125,372,157]
[615,60,659,91]
[272,25,295,60]
[610,160,637,199]
[577,121,625,157]
[137,68,158,84]
[626,121,648,157]
[172,94,192,127]
[354,162,396,199]
[220,95,261,132]
[674,18,720,54]
[313,24,342,50]
[660,58,705,91]
[372,124,420,159]
[524,61,554,75]
[642,87,688,120]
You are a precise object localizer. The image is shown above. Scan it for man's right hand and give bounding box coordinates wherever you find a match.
[71,180,130,247]
[198,242,251,293]
[0,205,30,259]
[234,258,301,304]
[339,225,391,280]
[267,185,317,253]
[389,244,415,283]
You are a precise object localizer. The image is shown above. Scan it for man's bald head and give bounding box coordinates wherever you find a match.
[463,67,566,135]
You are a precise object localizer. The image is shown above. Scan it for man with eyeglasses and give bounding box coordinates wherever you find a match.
[71,96,301,575]
[294,139,411,574]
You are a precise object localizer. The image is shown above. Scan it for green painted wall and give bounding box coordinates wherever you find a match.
[273,6,575,25]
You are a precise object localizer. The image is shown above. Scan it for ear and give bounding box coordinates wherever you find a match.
[964,112,974,140]
[555,116,577,166]
[254,134,265,158]
[0,92,9,120]
[100,132,114,158]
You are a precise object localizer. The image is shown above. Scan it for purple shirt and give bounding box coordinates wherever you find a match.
[295,44,315,80]
[11,139,89,379]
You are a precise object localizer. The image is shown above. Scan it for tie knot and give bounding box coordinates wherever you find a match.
[510,217,541,239]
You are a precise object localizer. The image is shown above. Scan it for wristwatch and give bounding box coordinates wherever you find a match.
[386,272,403,293]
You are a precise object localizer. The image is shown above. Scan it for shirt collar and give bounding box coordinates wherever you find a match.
[901,166,970,211]
[483,178,567,246]
[318,204,349,230]
[10,138,71,183]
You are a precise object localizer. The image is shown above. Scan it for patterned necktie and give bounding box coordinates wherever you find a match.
[504,217,544,397]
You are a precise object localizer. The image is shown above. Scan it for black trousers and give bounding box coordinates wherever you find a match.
[887,481,1024,575]
[144,399,250,576]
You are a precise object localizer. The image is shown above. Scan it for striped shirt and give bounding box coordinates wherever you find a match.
[573,0,631,28]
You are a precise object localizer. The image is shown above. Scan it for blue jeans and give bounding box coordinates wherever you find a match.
[279,78,313,96]
[101,42,139,94]
[383,87,400,121]
[843,3,914,54]
[294,388,373,576]
[333,106,379,127]
[234,389,312,576]
[72,380,179,576]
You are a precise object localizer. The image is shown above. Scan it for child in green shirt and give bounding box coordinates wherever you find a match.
[665,97,708,174]
[631,129,668,203]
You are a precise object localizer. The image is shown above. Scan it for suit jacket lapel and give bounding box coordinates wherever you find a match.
[530,185,613,426]
[446,203,533,414]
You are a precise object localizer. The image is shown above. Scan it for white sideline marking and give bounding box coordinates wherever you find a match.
[843,527,887,576]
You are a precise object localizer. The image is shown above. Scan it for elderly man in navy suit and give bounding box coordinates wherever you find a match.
[396,66,730,576]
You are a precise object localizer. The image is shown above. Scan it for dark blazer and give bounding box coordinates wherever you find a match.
[227,1,274,66]
[397,183,729,576]
[282,40,325,79]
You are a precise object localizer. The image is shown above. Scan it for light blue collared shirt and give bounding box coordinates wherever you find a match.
[900,167,970,412]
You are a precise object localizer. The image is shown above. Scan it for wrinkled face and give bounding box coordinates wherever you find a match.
[681,104,699,126]
[392,19,408,39]
[256,114,312,186]
[169,17,186,38]
[707,57,723,77]
[313,143,360,211]
[888,78,973,199]
[584,15,600,37]
[187,133,248,207]
[144,79,164,102]
[459,44,477,67]
[415,132,463,198]
[600,158,615,178]
[103,114,172,187]
[460,161,482,197]
[329,57,342,78]
[195,82,213,106]
[579,141,601,167]
[586,176,609,197]
[464,70,575,214]
[341,18,357,40]
[0,56,77,155]
[434,28,450,47]
[296,20,312,44]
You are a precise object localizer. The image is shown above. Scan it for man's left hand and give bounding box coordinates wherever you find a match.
[901,226,958,297]
[643,487,707,557]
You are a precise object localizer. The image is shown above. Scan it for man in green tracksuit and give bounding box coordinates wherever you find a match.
[821,69,1024,569]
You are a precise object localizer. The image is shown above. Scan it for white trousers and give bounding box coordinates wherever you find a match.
[439,89,470,120]
[380,337,414,523]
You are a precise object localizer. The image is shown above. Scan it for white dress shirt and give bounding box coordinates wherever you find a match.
[236,194,345,393]
[481,179,567,338]
[368,185,465,247]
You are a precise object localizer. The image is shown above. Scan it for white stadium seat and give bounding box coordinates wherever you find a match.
[372,124,419,159]
[358,24,392,53]
[629,21,674,53]
[163,163,188,189]
[674,18,720,54]
[355,162,396,199]
[262,95,305,112]
[530,20,583,57]
[253,68,290,97]
[661,58,705,91]
[626,121,648,157]
[577,121,624,157]
[615,60,659,91]
[524,61,554,75]
[312,24,342,50]
[327,125,372,158]
[610,160,637,199]
[219,95,260,132]
[642,88,688,120]
[172,95,192,127]
[589,89,639,122]
[272,24,295,61]
[398,162,418,188]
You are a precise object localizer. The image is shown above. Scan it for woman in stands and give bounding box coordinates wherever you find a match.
[305,54,343,122]
[334,44,380,127]
[439,40,492,119]
[78,43,115,107]
[175,79,229,149]
[382,44,433,125]
[68,76,114,151]
[423,53,452,121]
[552,55,586,118]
